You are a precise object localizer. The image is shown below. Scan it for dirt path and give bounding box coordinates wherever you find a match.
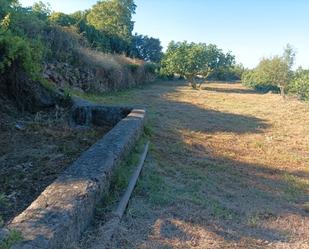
[79,81,309,249]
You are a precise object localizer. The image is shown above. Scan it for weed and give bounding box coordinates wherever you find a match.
[247,213,260,227]
[144,123,153,137]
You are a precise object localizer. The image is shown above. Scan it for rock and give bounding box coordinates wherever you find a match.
[14,123,26,131]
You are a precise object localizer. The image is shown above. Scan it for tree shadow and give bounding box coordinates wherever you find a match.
[111,83,309,248]
[131,147,309,248]
[203,86,260,95]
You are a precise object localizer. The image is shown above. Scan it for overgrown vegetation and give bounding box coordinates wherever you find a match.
[0,0,162,110]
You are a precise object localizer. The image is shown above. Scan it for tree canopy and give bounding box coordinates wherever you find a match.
[131,34,163,63]
[161,41,235,88]
[87,0,136,42]
[242,44,295,96]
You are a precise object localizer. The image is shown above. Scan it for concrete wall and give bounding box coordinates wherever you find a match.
[8,108,145,249]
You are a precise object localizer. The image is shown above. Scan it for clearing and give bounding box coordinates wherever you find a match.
[78,80,309,249]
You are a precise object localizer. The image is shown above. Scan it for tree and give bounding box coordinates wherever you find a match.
[289,68,309,100]
[242,45,295,97]
[87,0,136,43]
[259,56,289,97]
[161,41,234,89]
[31,1,51,21]
[0,0,17,19]
[283,43,296,70]
[49,12,75,26]
[131,34,163,63]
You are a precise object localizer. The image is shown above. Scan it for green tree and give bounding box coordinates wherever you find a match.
[87,0,136,42]
[0,0,17,19]
[131,34,163,63]
[242,45,295,97]
[289,68,309,100]
[31,1,51,21]
[49,12,74,26]
[161,41,234,88]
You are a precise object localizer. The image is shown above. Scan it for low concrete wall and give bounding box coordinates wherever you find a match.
[8,108,145,249]
[70,98,132,127]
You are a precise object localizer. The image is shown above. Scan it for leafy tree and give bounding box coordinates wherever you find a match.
[161,41,234,88]
[31,1,51,21]
[242,45,295,97]
[49,12,75,26]
[87,0,136,43]
[131,34,163,62]
[283,43,296,70]
[289,68,309,100]
[0,0,17,19]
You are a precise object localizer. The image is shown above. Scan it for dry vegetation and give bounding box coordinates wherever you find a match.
[77,81,309,249]
[72,47,155,91]
[0,99,111,225]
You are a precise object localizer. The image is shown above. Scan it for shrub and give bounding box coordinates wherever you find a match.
[44,25,84,62]
[144,62,158,74]
[242,45,295,96]
[288,69,309,100]
[0,30,43,78]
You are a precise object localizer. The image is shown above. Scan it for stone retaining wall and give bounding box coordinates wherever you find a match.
[8,108,145,249]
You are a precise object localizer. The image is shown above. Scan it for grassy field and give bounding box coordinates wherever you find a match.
[80,81,309,249]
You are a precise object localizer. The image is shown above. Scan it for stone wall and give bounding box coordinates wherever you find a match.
[43,62,155,93]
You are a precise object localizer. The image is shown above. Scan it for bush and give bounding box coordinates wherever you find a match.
[0,30,43,78]
[288,69,309,100]
[242,64,280,93]
[144,62,158,74]
[44,25,84,62]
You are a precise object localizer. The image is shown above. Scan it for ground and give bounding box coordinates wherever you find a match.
[78,81,309,249]
[0,100,111,225]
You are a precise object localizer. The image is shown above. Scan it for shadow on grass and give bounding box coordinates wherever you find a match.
[203,86,259,95]
[104,82,309,248]
[134,144,309,248]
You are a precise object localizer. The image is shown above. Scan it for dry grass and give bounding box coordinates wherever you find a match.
[0,103,111,225]
[73,47,153,92]
[79,81,309,248]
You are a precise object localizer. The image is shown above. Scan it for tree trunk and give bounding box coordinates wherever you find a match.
[280,85,286,99]
[186,75,198,89]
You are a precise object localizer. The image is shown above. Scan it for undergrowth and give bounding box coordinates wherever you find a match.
[0,230,22,249]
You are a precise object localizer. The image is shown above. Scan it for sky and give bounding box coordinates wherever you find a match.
[19,0,309,69]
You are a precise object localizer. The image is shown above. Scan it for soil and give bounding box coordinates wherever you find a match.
[75,81,309,249]
[0,97,111,225]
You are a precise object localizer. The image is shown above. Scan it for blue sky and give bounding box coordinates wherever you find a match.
[19,0,309,69]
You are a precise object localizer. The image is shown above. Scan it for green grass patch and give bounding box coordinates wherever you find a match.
[0,230,22,249]
[283,174,309,201]
[95,136,148,218]
[135,171,171,206]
